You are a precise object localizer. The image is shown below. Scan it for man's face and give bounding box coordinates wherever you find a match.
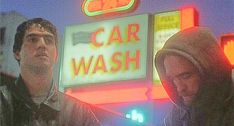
[164,55,201,106]
[15,24,58,73]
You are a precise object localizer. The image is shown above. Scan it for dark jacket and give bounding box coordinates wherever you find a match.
[0,76,100,126]
[155,27,234,126]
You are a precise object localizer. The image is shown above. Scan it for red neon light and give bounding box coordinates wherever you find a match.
[87,0,132,12]
[221,34,234,66]
[65,85,168,104]
[82,0,138,17]
[224,40,234,65]
[180,7,198,30]
[151,86,169,99]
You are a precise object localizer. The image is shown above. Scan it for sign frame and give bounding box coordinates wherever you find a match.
[59,14,153,88]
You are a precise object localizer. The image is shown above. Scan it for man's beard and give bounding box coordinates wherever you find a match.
[28,64,51,75]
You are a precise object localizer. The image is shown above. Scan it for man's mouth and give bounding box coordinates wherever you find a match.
[35,53,48,58]
[182,95,195,102]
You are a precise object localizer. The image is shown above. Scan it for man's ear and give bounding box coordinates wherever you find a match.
[55,49,58,63]
[14,51,21,61]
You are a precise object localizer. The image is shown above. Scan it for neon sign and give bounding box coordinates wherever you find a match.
[82,0,138,17]
[71,24,140,77]
[61,14,149,87]
[220,34,234,66]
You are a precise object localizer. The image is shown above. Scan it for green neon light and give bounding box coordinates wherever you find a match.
[83,0,136,17]
[125,109,144,123]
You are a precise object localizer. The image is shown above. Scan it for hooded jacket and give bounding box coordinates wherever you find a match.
[155,27,234,126]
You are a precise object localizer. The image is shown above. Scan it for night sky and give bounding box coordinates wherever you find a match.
[2,0,234,37]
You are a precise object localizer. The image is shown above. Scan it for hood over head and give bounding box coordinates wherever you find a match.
[155,27,233,109]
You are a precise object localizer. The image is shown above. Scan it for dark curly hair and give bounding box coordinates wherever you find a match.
[13,18,58,56]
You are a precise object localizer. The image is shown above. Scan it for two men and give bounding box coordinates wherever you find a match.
[0,18,100,126]
[155,27,234,126]
[1,17,233,126]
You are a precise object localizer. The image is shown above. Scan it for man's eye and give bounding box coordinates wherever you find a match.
[181,73,192,79]
[28,36,39,43]
[44,36,55,45]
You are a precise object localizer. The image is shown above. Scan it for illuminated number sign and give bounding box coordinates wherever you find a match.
[153,7,198,85]
[82,0,138,17]
[220,34,234,66]
[60,14,149,87]
[125,109,144,123]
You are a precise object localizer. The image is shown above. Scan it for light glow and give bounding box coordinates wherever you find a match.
[224,40,234,65]
[82,0,138,17]
[220,34,234,66]
[125,109,144,123]
[65,85,168,104]
[180,7,198,30]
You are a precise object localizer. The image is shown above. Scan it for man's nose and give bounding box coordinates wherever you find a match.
[38,37,46,47]
[173,79,186,94]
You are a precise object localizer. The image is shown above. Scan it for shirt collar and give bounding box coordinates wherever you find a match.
[14,75,61,111]
[43,81,60,111]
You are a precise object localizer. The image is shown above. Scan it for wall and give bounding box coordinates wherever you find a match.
[0,11,27,77]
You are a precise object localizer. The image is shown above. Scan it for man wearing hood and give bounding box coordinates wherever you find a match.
[154,27,234,126]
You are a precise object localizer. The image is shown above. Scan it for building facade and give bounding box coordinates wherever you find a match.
[0,11,27,77]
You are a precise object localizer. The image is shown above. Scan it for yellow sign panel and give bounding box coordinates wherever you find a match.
[155,11,180,31]
[153,11,181,85]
